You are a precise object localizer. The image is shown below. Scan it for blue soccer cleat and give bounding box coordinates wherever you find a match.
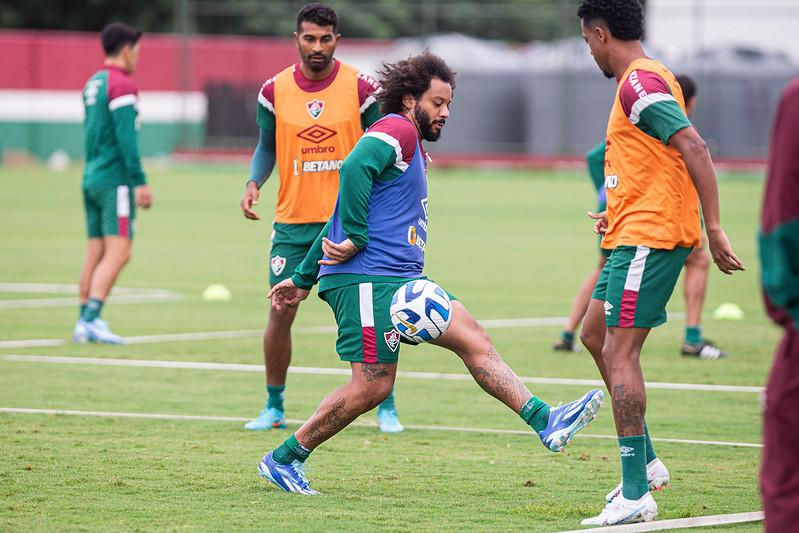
[244,407,286,431]
[83,319,125,344]
[257,451,321,495]
[377,407,404,433]
[538,389,604,452]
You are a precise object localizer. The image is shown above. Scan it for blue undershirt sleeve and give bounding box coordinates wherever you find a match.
[246,127,276,188]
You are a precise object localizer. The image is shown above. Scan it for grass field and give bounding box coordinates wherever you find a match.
[0,163,774,531]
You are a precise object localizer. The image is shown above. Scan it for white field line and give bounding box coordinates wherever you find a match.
[0,293,181,309]
[0,312,686,348]
[0,283,167,294]
[556,511,763,533]
[0,282,181,309]
[0,355,765,394]
[0,408,762,449]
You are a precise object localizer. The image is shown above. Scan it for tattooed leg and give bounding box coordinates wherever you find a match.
[295,362,396,449]
[434,301,532,412]
[603,326,650,437]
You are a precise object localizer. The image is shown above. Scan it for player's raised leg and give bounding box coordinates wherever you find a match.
[435,301,604,452]
[258,362,396,494]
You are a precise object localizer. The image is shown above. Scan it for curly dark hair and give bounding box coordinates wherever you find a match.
[376,52,457,115]
[577,0,644,41]
[296,3,338,32]
[676,74,697,102]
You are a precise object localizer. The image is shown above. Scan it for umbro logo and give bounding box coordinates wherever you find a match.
[604,300,614,316]
[619,445,635,457]
[297,124,337,145]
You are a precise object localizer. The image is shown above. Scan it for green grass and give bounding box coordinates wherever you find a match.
[0,163,772,531]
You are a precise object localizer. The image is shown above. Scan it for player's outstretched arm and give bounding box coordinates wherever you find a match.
[241,127,276,220]
[669,127,745,275]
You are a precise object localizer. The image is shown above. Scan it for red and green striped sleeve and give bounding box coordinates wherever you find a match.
[619,69,692,145]
[759,79,799,329]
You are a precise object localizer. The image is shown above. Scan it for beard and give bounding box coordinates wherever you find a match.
[413,105,445,142]
[602,68,614,79]
[305,52,332,72]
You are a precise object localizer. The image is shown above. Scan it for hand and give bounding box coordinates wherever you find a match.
[706,228,745,275]
[241,182,260,220]
[319,238,359,266]
[267,278,310,311]
[135,185,153,209]
[588,211,607,235]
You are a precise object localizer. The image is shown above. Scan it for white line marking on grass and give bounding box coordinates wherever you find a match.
[0,282,181,310]
[0,355,765,394]
[556,511,763,532]
[0,408,762,448]
[0,313,685,348]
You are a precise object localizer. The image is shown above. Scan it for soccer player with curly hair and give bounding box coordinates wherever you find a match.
[239,3,405,433]
[576,0,744,525]
[256,52,605,495]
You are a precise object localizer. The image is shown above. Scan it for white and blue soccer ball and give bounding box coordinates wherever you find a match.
[390,280,452,344]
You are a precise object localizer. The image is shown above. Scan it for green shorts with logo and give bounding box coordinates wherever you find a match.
[592,245,691,328]
[83,184,136,239]
[320,277,457,365]
[269,222,326,285]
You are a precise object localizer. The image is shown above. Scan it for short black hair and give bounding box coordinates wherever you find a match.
[296,3,338,32]
[101,22,142,56]
[676,74,697,102]
[376,52,457,115]
[577,0,644,41]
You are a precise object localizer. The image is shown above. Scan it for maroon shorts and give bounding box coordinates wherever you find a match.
[761,327,799,532]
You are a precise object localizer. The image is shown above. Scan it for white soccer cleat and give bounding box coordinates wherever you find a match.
[581,492,658,526]
[605,458,670,502]
[72,320,90,343]
[83,319,125,344]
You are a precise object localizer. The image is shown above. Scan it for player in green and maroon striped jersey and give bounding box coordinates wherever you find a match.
[73,23,152,345]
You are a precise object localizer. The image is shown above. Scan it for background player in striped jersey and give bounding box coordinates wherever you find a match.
[73,23,152,345]
[759,76,799,533]
[258,52,604,496]
[576,0,743,525]
[554,75,728,360]
[239,3,403,432]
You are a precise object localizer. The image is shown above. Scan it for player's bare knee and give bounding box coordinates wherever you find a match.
[269,304,298,325]
[580,328,603,357]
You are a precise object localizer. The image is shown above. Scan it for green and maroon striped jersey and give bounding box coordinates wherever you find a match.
[760,78,799,329]
[82,65,146,189]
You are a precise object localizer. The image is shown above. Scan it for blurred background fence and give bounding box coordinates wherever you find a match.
[1,0,797,163]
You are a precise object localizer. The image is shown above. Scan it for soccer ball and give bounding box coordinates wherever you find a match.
[390,280,453,344]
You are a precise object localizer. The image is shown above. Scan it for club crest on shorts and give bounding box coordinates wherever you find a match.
[384,329,401,352]
[271,255,286,276]
[306,99,325,119]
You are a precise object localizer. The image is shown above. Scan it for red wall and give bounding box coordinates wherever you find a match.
[0,30,385,91]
